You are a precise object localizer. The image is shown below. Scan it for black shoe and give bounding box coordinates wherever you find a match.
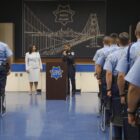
[72,92,75,96]
[1,107,6,116]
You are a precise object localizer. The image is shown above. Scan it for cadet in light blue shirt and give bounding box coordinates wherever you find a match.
[96,33,119,67]
[93,36,110,78]
[104,32,129,94]
[0,41,13,115]
[103,47,127,76]
[117,22,140,138]
[95,33,119,79]
[116,22,140,102]
[104,33,129,93]
[0,42,13,63]
[104,32,130,140]
[116,39,140,74]
[125,56,140,87]
[125,56,140,126]
[93,36,110,63]
[116,22,140,74]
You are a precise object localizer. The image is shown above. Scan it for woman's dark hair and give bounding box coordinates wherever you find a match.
[29,45,38,54]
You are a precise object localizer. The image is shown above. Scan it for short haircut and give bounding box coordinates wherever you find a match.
[110,33,118,38]
[103,36,111,45]
[119,32,129,46]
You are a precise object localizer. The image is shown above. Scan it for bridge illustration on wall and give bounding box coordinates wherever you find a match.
[23,4,104,57]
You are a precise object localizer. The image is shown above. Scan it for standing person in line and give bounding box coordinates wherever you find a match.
[104,32,129,140]
[125,56,140,126]
[116,21,140,140]
[95,33,119,126]
[0,41,13,115]
[25,45,43,95]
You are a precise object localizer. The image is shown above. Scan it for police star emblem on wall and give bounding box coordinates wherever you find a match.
[50,66,63,80]
[53,5,75,26]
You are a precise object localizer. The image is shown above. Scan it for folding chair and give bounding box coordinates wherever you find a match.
[100,100,106,132]
[100,96,111,132]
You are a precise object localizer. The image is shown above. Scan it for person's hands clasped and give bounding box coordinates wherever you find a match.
[7,70,11,76]
[98,79,102,85]
[121,96,126,104]
[128,114,137,127]
[107,90,112,97]
[63,51,67,56]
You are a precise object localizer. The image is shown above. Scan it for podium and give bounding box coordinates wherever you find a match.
[46,62,68,100]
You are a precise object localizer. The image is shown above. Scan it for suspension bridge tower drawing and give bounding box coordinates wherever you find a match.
[23,3,104,57]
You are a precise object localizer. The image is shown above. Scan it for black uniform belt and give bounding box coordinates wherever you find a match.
[0,61,7,66]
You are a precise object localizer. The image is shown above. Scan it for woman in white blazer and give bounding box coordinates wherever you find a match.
[25,45,42,95]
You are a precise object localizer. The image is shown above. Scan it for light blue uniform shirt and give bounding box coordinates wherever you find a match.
[116,39,140,74]
[96,44,119,67]
[0,42,13,62]
[104,46,128,76]
[125,56,140,87]
[93,45,109,62]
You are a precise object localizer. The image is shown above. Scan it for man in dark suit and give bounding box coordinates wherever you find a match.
[62,44,76,96]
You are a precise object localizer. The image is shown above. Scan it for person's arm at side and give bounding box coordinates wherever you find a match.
[125,57,140,125]
[5,45,13,75]
[93,50,101,78]
[104,55,113,97]
[93,50,99,62]
[116,54,128,104]
[94,64,98,78]
[38,52,43,71]
[106,70,112,97]
[6,56,12,75]
[96,64,102,80]
[127,84,140,125]
[95,64,101,85]
[117,72,126,104]
[25,53,29,73]
[95,54,105,78]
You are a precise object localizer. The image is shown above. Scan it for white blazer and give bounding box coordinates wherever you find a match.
[25,52,43,71]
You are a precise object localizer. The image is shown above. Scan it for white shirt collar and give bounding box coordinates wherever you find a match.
[104,45,109,48]
[111,44,118,47]
[119,45,128,49]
